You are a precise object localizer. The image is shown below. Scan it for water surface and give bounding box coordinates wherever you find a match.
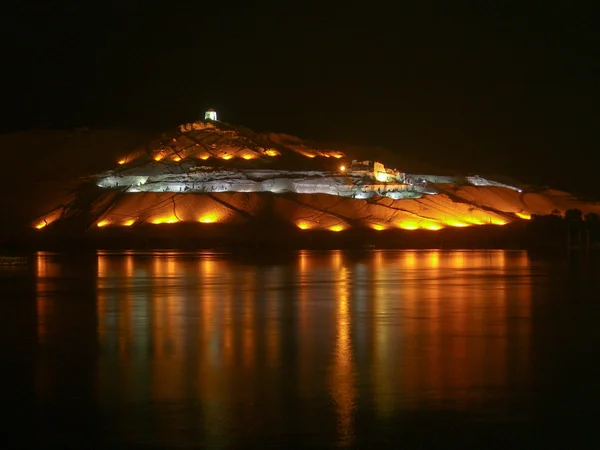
[3,250,600,448]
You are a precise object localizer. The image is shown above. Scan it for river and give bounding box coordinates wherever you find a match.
[2,250,600,448]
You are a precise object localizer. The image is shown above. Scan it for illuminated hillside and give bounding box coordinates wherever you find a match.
[29,117,600,240]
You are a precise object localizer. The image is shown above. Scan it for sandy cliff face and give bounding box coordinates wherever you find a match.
[41,187,594,233]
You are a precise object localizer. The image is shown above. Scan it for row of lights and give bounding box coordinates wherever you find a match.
[149,154,261,162]
[294,218,512,231]
[94,219,448,230]
[121,148,346,166]
[296,223,440,232]
[296,150,343,159]
[95,214,220,227]
[37,214,523,230]
[143,150,282,164]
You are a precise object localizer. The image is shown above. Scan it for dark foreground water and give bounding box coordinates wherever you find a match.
[2,250,600,449]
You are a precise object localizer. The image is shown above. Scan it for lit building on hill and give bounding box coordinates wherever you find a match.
[204,109,218,121]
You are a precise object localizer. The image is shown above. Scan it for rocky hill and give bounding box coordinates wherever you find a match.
[2,120,599,248]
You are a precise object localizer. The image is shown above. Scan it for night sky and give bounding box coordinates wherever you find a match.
[4,2,599,195]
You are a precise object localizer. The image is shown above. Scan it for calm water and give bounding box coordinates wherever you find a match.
[2,250,600,449]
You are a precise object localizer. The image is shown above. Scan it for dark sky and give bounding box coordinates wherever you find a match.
[4,1,599,194]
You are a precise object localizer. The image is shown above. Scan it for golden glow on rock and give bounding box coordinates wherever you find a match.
[117,159,126,165]
[445,220,470,227]
[123,219,135,226]
[516,212,531,220]
[417,220,441,230]
[265,149,280,156]
[242,154,256,160]
[329,225,345,232]
[466,215,508,226]
[172,156,181,162]
[154,155,164,161]
[465,218,485,225]
[333,154,343,159]
[222,155,232,160]
[34,212,60,229]
[371,224,386,231]
[396,217,507,230]
[97,220,110,227]
[200,155,210,160]
[296,221,311,230]
[152,216,179,224]
[199,214,218,223]
[397,221,418,230]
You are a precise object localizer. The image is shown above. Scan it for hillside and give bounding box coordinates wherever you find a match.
[2,120,599,248]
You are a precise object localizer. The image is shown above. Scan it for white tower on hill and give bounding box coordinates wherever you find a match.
[204,109,218,121]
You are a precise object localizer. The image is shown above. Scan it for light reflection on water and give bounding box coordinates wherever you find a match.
[33,249,538,447]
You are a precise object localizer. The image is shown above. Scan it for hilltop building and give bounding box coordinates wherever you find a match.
[204,109,218,121]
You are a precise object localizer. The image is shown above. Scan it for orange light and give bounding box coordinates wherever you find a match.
[329,225,345,232]
[296,221,311,230]
[242,154,255,160]
[35,222,47,229]
[333,154,343,159]
[516,212,531,220]
[200,155,210,160]
[152,216,179,224]
[440,218,470,227]
[123,219,135,226]
[97,220,110,227]
[371,224,385,231]
[465,218,485,225]
[154,155,164,161]
[265,149,280,156]
[398,221,418,230]
[199,214,218,223]
[419,220,443,230]
[117,159,126,165]
[172,156,181,162]
[490,218,508,225]
[340,165,346,172]
[222,155,232,160]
